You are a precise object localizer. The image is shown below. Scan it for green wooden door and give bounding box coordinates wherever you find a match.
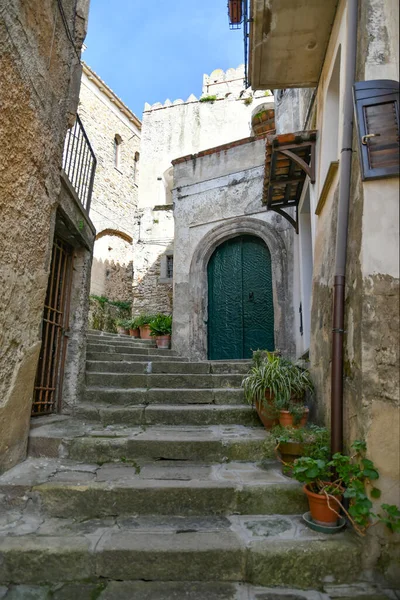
[207,235,275,360]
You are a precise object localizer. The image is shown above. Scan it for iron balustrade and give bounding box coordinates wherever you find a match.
[62,114,96,213]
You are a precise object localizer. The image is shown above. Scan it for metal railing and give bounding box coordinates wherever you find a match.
[62,114,97,213]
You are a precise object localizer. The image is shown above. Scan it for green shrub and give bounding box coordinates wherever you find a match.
[149,314,172,336]
[135,314,157,327]
[199,95,217,103]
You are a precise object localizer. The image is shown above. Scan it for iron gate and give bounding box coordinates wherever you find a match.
[32,237,73,415]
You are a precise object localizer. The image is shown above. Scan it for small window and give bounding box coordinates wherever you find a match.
[166,255,173,279]
[114,134,122,170]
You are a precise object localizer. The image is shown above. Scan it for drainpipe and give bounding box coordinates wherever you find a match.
[330,0,358,456]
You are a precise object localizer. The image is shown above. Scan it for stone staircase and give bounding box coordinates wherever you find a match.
[0,330,382,600]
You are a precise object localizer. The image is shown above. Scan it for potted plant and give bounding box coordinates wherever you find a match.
[135,315,156,340]
[242,351,313,430]
[128,317,140,338]
[116,319,130,335]
[272,424,329,476]
[292,440,400,534]
[149,314,172,348]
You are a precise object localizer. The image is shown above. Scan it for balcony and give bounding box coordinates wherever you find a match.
[62,114,97,214]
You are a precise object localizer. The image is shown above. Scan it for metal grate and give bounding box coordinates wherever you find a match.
[62,114,97,213]
[167,255,174,279]
[32,237,73,415]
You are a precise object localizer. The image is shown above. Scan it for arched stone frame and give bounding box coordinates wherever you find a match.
[188,216,294,360]
[95,228,133,244]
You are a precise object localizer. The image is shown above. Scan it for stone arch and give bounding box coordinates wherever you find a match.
[91,229,133,300]
[187,217,293,360]
[95,228,133,244]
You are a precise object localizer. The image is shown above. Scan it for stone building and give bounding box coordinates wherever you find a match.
[0,0,93,473]
[249,0,399,583]
[79,63,141,302]
[133,65,273,315]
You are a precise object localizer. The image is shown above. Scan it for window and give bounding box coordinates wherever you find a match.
[133,151,140,183]
[159,253,173,282]
[354,80,399,180]
[166,255,173,279]
[320,47,341,186]
[114,134,122,170]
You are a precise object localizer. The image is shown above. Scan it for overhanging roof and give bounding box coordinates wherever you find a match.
[249,0,338,89]
[263,130,317,233]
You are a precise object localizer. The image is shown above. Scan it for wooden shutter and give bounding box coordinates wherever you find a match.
[353,80,399,180]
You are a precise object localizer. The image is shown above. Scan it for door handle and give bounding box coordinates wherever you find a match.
[249,292,254,302]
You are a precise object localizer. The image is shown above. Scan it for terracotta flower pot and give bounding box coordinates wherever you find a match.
[278,441,306,476]
[156,334,171,349]
[255,391,279,430]
[129,328,140,338]
[139,325,152,340]
[279,408,309,429]
[117,327,129,335]
[304,483,343,527]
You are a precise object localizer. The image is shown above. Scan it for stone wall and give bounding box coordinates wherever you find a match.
[78,67,141,301]
[172,137,295,360]
[133,66,274,316]
[0,0,89,473]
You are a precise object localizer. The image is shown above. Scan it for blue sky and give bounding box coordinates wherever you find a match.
[84,1,244,119]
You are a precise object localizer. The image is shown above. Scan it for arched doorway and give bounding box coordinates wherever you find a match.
[207,234,275,360]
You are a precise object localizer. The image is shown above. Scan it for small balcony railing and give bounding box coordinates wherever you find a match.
[62,114,97,214]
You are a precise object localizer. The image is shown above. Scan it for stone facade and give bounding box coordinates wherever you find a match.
[78,63,141,302]
[172,136,295,360]
[0,0,90,473]
[134,65,273,316]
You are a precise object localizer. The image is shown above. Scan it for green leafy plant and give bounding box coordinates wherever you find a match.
[199,95,217,103]
[272,424,330,460]
[292,440,400,535]
[242,351,313,409]
[116,318,131,329]
[135,314,157,327]
[244,96,253,105]
[128,317,141,330]
[149,314,172,336]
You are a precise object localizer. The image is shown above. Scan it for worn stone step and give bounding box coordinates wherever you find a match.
[0,514,361,588]
[85,360,251,375]
[86,372,245,389]
[75,403,261,427]
[86,344,178,356]
[86,352,186,362]
[2,582,387,600]
[27,419,267,463]
[86,337,156,348]
[0,457,306,519]
[84,387,245,406]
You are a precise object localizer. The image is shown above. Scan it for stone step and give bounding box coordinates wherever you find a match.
[86,344,179,356]
[87,351,186,362]
[85,372,245,389]
[0,457,306,519]
[87,337,156,348]
[85,360,251,374]
[27,419,267,463]
[0,514,361,589]
[75,403,261,427]
[84,387,245,405]
[0,582,368,600]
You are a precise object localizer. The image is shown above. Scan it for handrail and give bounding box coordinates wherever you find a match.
[62,114,97,213]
